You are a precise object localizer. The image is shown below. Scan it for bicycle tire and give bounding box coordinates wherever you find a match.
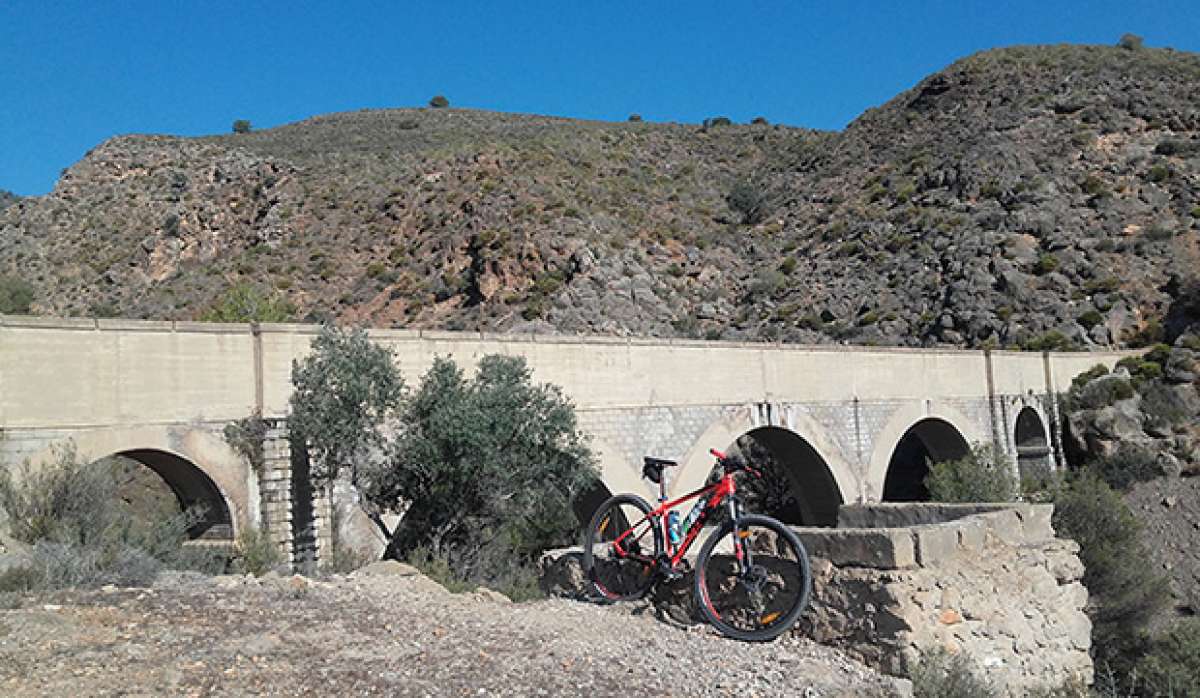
[581,493,663,602]
[694,513,811,642]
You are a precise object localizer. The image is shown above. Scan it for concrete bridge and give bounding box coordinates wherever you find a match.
[0,315,1123,564]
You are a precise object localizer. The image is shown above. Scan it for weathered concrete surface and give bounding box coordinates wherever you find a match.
[541,502,1091,694]
[1,316,1128,565]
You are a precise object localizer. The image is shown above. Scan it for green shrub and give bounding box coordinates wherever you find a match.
[428,95,450,108]
[910,647,994,698]
[627,114,642,122]
[727,178,772,225]
[1116,355,1163,384]
[231,119,252,134]
[0,275,34,314]
[1032,253,1059,275]
[1077,310,1104,329]
[1072,375,1134,409]
[1022,330,1075,352]
[925,444,1018,503]
[375,355,598,584]
[1146,164,1170,183]
[0,447,217,589]
[200,283,294,323]
[230,527,284,576]
[1117,33,1144,50]
[407,546,477,594]
[1091,444,1161,490]
[320,545,376,576]
[288,325,404,484]
[1070,363,1109,390]
[1140,380,1189,430]
[703,116,732,128]
[223,410,267,472]
[1133,618,1200,698]
[1051,473,1170,658]
[749,269,786,299]
[1081,175,1109,197]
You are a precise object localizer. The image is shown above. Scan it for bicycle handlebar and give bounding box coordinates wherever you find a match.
[710,448,762,479]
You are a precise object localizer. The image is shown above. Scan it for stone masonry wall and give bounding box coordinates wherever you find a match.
[802,503,1092,693]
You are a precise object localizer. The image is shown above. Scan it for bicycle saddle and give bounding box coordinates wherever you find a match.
[642,456,678,484]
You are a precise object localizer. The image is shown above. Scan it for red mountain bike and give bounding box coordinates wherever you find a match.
[582,448,812,642]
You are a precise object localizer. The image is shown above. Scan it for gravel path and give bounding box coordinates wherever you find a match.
[0,566,909,697]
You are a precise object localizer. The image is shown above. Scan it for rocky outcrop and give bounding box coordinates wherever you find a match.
[1064,345,1200,476]
[541,502,1092,693]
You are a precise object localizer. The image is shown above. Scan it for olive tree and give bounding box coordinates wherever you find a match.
[289,325,404,487]
[370,354,598,579]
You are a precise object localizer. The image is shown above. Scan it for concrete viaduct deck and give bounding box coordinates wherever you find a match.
[0,315,1124,564]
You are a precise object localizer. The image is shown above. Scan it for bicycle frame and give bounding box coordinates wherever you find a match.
[612,471,738,568]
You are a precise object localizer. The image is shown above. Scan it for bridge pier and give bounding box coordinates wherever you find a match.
[259,423,333,571]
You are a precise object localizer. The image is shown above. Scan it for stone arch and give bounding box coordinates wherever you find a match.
[730,426,845,526]
[673,404,857,524]
[28,425,250,540]
[111,449,233,539]
[1013,405,1052,480]
[866,401,985,502]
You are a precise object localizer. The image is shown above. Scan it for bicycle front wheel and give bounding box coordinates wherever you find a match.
[694,514,811,642]
[581,494,663,602]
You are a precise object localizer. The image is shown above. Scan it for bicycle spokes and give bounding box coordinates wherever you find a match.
[586,498,659,601]
[697,520,807,637]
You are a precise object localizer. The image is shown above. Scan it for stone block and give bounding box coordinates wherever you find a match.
[955,518,987,551]
[980,510,1024,546]
[912,524,959,567]
[1015,504,1055,542]
[796,527,916,569]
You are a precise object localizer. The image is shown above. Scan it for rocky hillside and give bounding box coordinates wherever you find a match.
[1,43,1198,349]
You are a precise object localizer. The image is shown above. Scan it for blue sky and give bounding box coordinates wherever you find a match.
[2,1,1198,196]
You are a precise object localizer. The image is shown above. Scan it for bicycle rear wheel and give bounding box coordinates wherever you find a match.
[694,513,811,642]
[581,494,662,602]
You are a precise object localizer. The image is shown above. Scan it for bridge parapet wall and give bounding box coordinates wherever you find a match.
[801,503,1092,693]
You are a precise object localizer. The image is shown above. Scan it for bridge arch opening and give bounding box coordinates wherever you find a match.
[1014,407,1051,481]
[724,426,843,527]
[882,418,970,502]
[99,449,234,540]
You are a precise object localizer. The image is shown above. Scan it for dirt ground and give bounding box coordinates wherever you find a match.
[0,563,909,697]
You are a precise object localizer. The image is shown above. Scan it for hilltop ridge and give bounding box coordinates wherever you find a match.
[0,43,1197,349]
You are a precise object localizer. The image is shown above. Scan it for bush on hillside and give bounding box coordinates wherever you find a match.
[1132,618,1200,698]
[1069,374,1134,410]
[0,446,223,590]
[1090,444,1162,490]
[925,444,1018,503]
[728,178,773,225]
[429,95,450,108]
[231,119,252,134]
[200,283,294,323]
[1118,33,1145,51]
[0,275,34,314]
[1050,472,1170,665]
